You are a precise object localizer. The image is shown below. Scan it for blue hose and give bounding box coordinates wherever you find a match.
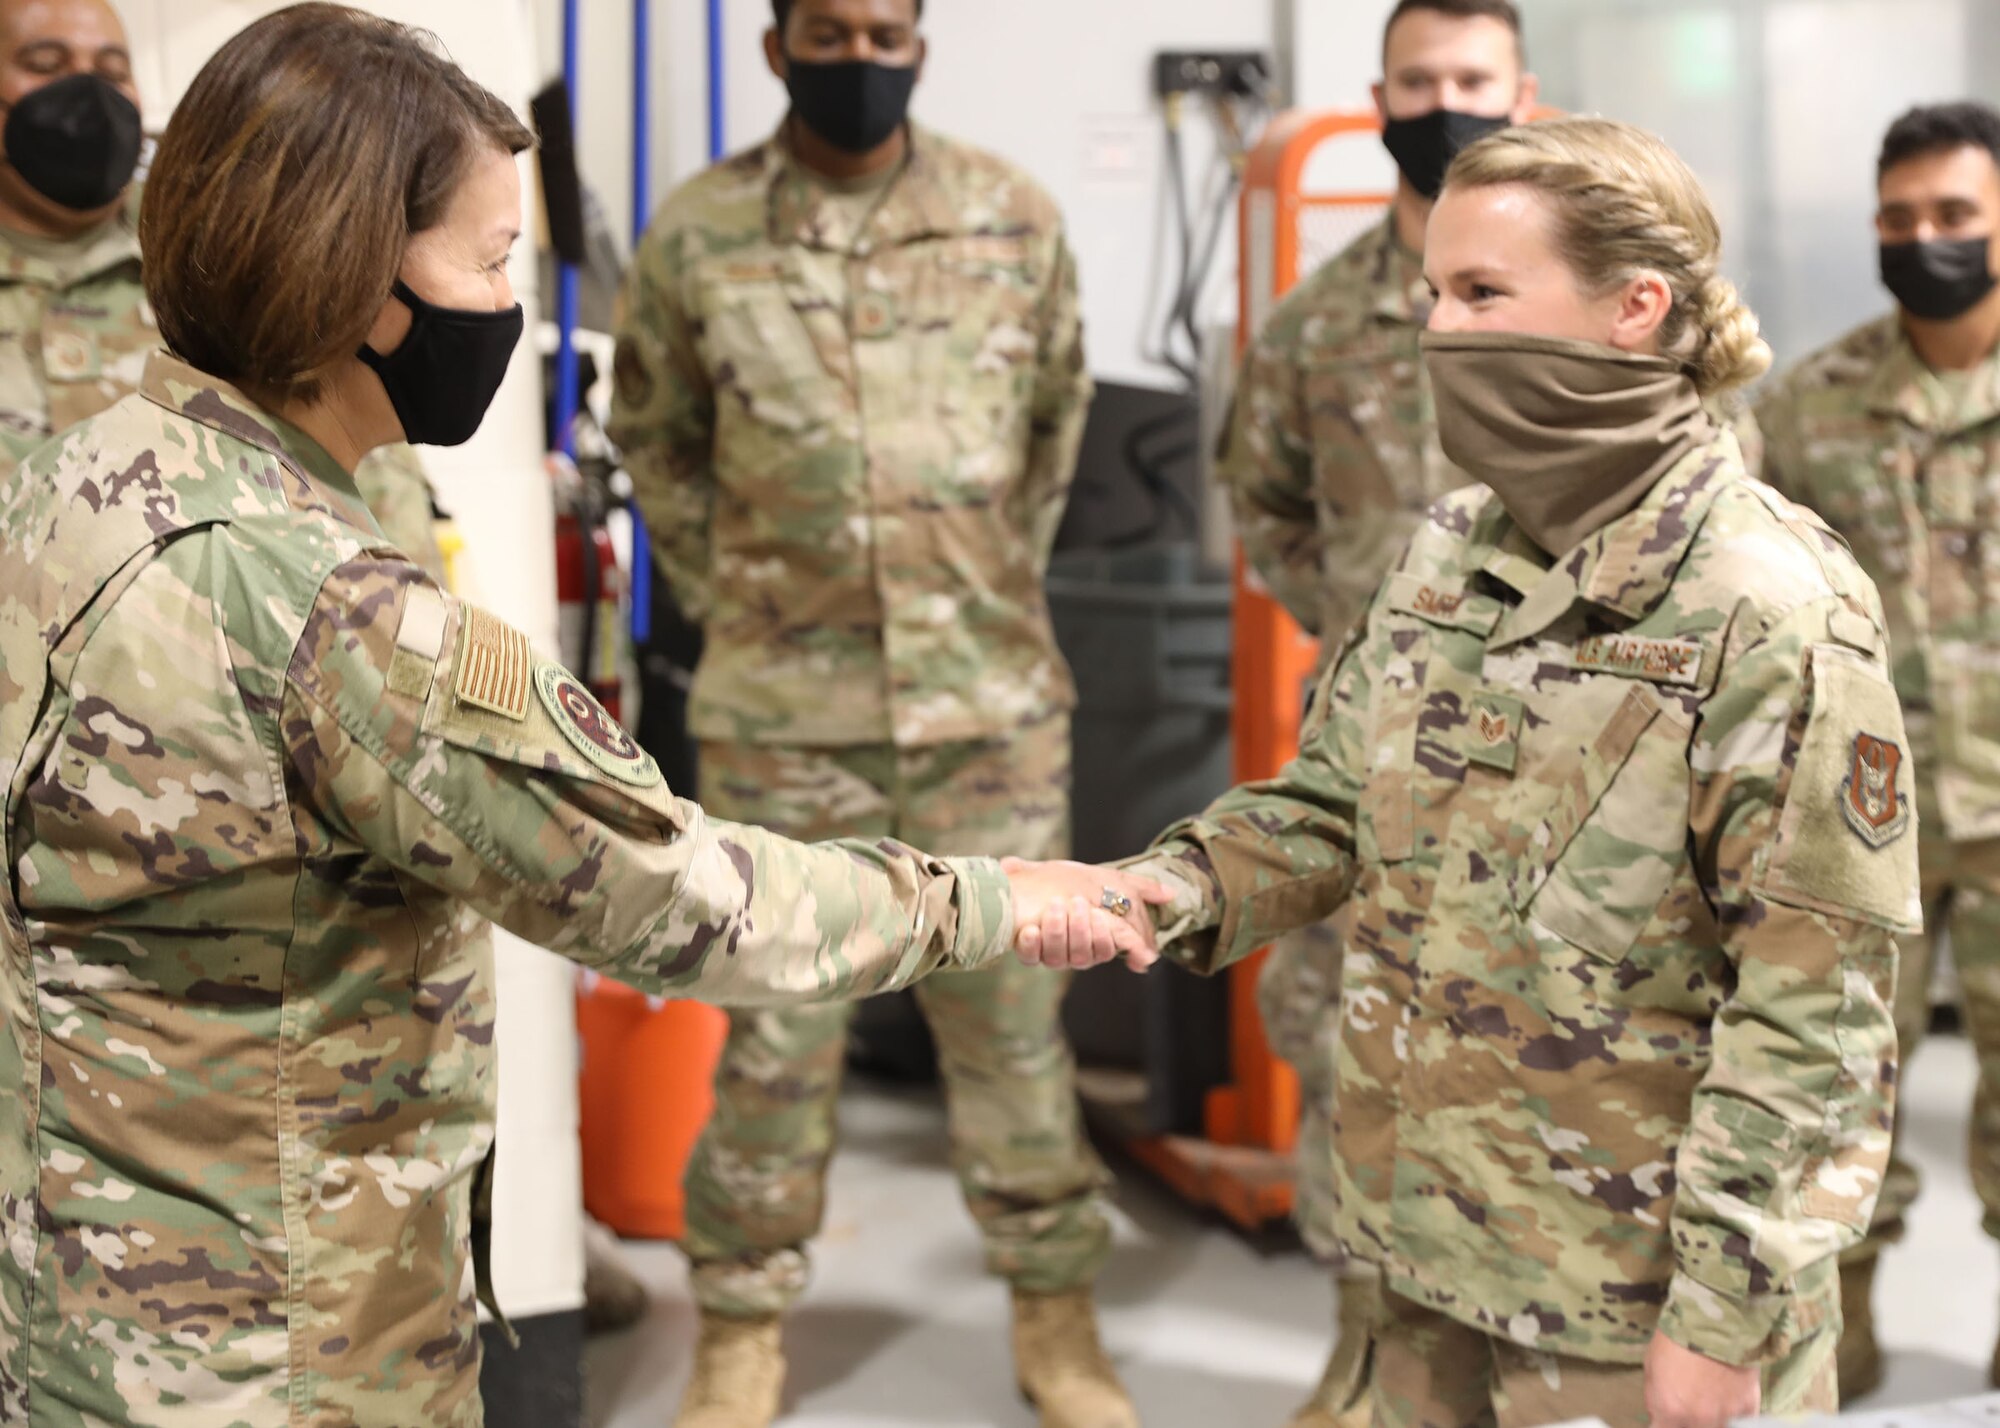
[708,0,726,161]
[629,0,654,641]
[554,0,581,460]
[629,0,727,643]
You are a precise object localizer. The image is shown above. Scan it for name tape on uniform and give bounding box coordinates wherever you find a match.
[1385,574,1501,635]
[1569,634,1705,687]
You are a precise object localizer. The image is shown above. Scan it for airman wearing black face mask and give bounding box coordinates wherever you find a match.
[0,0,713,1358]
[0,0,147,477]
[1759,100,2000,1404]
[609,2,1133,1426]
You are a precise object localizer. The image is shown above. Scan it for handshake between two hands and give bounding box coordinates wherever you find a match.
[999,857,1173,974]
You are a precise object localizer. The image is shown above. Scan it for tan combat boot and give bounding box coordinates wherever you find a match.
[1836,1257,1884,1403]
[1281,1275,1373,1428]
[671,1313,784,1428]
[581,1219,649,1335]
[1012,1288,1140,1428]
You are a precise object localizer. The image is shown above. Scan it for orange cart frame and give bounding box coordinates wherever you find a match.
[1123,110,1390,1232]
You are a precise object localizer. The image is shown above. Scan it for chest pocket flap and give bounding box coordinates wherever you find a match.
[696,256,836,433]
[1513,680,1693,963]
[1360,575,1503,864]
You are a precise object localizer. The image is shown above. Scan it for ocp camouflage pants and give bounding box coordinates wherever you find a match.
[681,714,1112,1318]
[1855,767,2000,1260]
[1356,1287,1835,1427]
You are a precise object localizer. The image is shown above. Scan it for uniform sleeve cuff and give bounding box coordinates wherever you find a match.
[1114,845,1224,970]
[944,855,1014,968]
[1658,1270,1786,1367]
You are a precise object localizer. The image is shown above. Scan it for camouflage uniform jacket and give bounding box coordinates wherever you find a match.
[0,353,1016,1426]
[1129,434,1915,1366]
[0,194,152,479]
[609,124,1091,747]
[1222,217,1462,653]
[1759,312,2000,840]
[352,439,449,584]
[0,200,444,579]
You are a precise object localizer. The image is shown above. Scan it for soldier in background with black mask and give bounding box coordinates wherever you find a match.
[1759,100,2000,1401]
[0,0,147,475]
[610,2,1130,1425]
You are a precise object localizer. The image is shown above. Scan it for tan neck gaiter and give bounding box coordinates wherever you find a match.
[1420,331,1714,557]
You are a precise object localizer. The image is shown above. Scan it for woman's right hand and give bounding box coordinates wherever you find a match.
[1002,858,1172,972]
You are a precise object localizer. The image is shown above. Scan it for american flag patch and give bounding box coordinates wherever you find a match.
[455,606,533,721]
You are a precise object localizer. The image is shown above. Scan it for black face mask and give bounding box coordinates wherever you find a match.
[3,73,142,213]
[359,280,524,448]
[785,58,917,156]
[1381,108,1511,201]
[1880,237,1999,322]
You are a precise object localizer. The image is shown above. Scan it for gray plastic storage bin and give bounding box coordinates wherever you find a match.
[1047,544,1233,865]
[1047,544,1234,1132]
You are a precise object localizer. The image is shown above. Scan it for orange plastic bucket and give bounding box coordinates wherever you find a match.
[576,972,729,1239]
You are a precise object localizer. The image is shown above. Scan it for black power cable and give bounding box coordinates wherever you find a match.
[1123,89,1268,546]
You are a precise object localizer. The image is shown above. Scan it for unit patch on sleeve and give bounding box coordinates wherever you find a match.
[1842,732,1911,849]
[1760,644,1921,934]
[535,663,663,788]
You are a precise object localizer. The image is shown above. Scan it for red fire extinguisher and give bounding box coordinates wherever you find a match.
[551,458,626,721]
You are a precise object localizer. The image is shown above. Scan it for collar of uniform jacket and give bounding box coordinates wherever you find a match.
[1367,215,1430,327]
[1464,430,1741,650]
[1862,315,2000,436]
[137,350,384,539]
[766,121,982,255]
[0,186,142,291]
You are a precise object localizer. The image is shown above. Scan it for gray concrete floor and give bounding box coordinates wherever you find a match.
[587,1034,1995,1425]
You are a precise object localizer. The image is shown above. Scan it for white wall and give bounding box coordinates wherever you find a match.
[1290,0,1397,113]
[120,0,585,1324]
[540,0,1277,391]
[1519,0,1984,366]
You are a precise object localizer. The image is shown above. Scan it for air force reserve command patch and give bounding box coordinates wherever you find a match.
[1843,731,1911,848]
[535,663,663,788]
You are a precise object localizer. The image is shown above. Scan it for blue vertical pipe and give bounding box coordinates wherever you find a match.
[554,0,582,459]
[633,2,651,229]
[628,0,654,641]
[629,0,727,644]
[707,0,726,161]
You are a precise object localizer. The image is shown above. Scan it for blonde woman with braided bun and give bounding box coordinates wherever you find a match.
[1018,116,1919,1425]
